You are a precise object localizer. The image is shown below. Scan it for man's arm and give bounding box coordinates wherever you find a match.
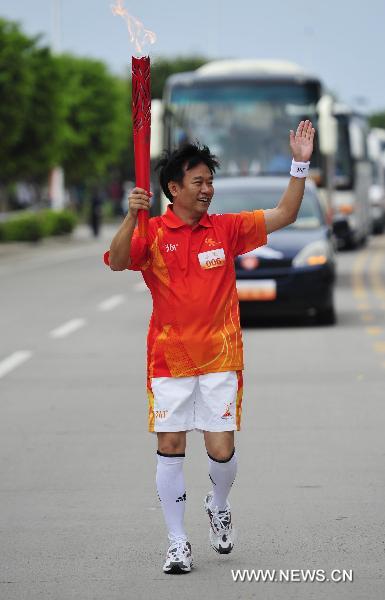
[108,187,151,271]
[263,120,315,235]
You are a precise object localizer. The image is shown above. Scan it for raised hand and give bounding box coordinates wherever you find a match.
[289,120,315,163]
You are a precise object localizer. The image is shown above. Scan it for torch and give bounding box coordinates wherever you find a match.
[131,56,151,237]
[111,1,156,238]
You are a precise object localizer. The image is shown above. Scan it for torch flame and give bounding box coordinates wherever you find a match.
[111,0,156,54]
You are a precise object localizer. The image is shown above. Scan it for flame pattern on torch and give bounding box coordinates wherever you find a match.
[132,57,151,133]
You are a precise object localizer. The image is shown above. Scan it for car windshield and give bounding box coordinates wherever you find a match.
[211,188,323,229]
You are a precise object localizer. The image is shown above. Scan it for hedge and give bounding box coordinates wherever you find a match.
[0,209,77,242]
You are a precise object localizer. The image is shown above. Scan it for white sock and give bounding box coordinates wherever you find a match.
[208,448,237,511]
[156,451,187,542]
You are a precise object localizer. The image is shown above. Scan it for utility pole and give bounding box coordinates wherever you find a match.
[51,0,62,53]
[49,0,65,211]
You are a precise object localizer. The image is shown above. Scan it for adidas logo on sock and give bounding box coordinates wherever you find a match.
[176,492,186,503]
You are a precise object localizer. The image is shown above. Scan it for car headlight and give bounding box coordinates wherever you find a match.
[292,240,332,268]
[338,203,354,215]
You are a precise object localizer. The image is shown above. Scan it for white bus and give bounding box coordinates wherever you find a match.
[368,127,385,234]
[332,105,372,248]
[150,59,337,214]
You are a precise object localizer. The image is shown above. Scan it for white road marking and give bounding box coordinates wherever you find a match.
[50,318,86,339]
[0,351,32,379]
[98,295,126,311]
[133,281,147,292]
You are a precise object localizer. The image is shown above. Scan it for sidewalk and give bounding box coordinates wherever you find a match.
[0,223,118,262]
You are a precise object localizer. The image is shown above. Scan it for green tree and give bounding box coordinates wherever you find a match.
[55,54,130,185]
[8,46,62,181]
[0,19,61,184]
[0,20,59,183]
[0,19,31,161]
[113,77,134,181]
[369,112,385,129]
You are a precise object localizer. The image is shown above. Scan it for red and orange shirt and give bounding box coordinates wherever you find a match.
[106,206,267,378]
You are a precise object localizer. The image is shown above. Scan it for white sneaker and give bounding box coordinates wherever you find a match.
[204,492,234,554]
[163,539,193,574]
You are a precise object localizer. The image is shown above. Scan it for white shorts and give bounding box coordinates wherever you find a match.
[147,371,243,433]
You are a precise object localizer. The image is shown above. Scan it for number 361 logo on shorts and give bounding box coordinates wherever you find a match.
[198,248,226,270]
[155,409,168,419]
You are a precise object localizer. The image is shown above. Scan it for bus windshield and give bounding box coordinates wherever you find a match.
[168,82,321,176]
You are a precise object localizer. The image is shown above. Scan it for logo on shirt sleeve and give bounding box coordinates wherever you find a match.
[198,248,226,270]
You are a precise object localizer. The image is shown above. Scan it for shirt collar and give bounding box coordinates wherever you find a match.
[161,204,212,229]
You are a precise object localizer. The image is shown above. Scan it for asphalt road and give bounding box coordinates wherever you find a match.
[0,225,384,600]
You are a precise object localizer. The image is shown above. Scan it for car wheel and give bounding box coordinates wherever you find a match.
[316,305,336,326]
[373,220,385,235]
[360,233,369,247]
[344,234,359,250]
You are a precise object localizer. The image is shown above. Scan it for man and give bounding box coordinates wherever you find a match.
[106,120,315,574]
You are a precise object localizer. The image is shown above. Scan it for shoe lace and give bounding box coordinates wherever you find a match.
[168,540,189,560]
[211,507,231,533]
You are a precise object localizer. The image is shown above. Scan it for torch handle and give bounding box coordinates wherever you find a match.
[133,128,150,237]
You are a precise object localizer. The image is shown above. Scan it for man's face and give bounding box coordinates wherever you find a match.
[168,162,214,217]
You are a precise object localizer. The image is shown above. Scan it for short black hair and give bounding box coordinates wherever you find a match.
[155,142,220,201]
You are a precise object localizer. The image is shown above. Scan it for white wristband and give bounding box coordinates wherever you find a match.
[290,159,310,178]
